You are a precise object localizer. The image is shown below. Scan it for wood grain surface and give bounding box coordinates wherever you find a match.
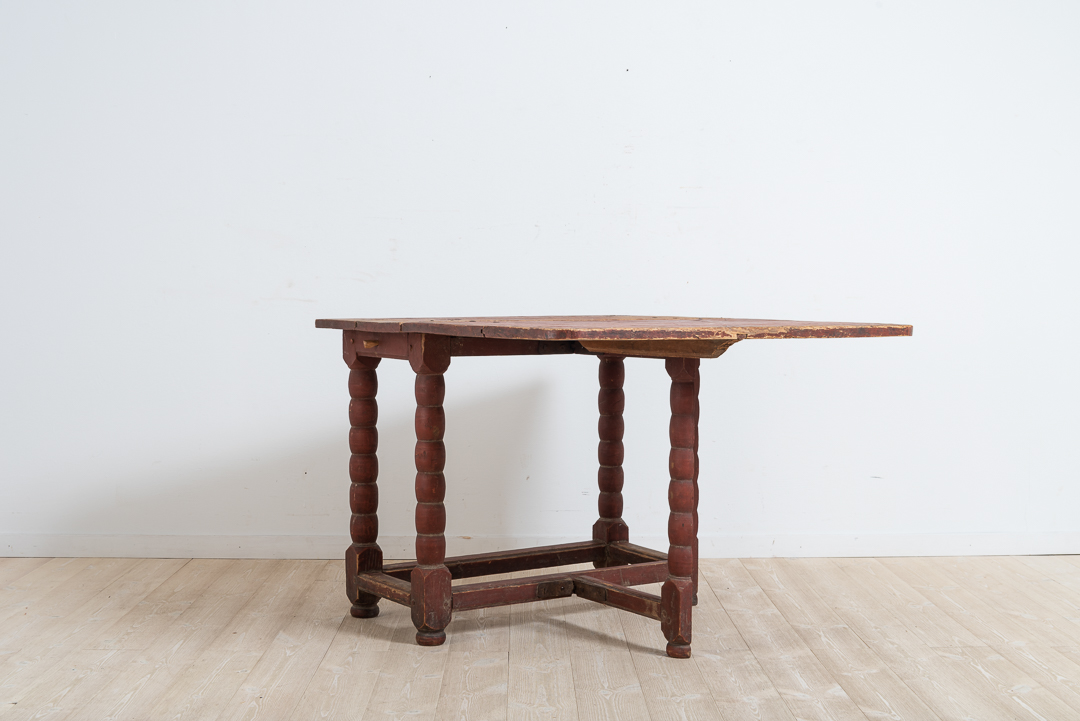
[8,556,1080,719]
[316,315,913,341]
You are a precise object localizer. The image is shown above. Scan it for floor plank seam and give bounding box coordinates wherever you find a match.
[12,556,1080,720]
[741,557,938,721]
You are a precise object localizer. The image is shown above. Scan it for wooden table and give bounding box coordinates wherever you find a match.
[315,316,912,658]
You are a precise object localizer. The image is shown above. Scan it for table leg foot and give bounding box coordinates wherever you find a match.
[346,544,384,620]
[350,602,380,619]
[411,565,451,643]
[666,642,691,659]
[661,576,694,656]
[416,630,447,646]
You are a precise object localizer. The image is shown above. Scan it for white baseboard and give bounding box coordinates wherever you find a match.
[3,532,1079,559]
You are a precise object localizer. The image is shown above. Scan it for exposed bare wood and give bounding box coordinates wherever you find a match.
[317,315,913,341]
[345,330,410,361]
[580,338,737,358]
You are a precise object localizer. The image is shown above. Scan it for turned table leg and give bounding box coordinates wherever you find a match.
[662,357,700,658]
[345,356,383,618]
[409,335,453,646]
[593,355,628,566]
[692,364,701,604]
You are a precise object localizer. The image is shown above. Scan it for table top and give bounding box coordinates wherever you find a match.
[315,316,912,341]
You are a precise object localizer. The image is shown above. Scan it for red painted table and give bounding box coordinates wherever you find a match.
[315,316,912,657]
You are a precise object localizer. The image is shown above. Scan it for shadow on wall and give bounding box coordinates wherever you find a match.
[51,381,550,559]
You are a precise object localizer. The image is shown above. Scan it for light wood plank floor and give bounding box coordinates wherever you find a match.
[4,556,1080,720]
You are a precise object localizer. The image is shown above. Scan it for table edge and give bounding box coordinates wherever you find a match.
[314,318,914,341]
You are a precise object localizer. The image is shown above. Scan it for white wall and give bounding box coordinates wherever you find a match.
[2,2,1078,559]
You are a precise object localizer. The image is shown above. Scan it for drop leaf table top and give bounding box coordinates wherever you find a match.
[317,315,912,360]
[316,314,912,340]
